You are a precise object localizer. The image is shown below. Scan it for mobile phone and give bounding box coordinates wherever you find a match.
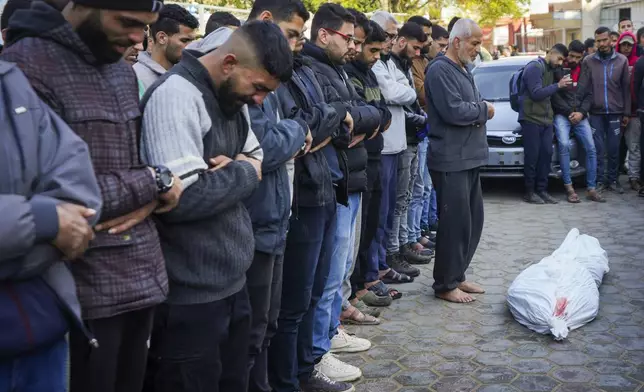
[563,67,571,77]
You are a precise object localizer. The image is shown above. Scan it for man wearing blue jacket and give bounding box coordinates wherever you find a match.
[519,43,572,204]
[243,1,311,391]
[0,61,101,391]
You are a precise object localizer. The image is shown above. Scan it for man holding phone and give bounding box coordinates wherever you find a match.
[519,43,572,204]
[552,40,603,203]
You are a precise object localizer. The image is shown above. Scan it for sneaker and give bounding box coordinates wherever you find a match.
[417,236,435,250]
[606,181,625,194]
[536,191,558,204]
[524,192,545,204]
[315,353,362,382]
[331,329,371,353]
[429,222,439,232]
[390,253,421,277]
[630,179,642,192]
[301,369,355,392]
[400,243,432,265]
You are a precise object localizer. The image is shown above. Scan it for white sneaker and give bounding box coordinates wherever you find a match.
[315,353,362,382]
[330,329,371,353]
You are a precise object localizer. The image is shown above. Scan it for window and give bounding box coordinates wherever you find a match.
[619,7,631,22]
[472,65,522,101]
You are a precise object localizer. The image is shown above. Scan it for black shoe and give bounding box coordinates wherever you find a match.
[425,231,437,242]
[301,370,355,392]
[400,243,432,265]
[389,253,421,277]
[418,237,435,250]
[597,182,607,192]
[429,222,439,232]
[524,192,545,204]
[536,191,558,204]
[606,181,624,194]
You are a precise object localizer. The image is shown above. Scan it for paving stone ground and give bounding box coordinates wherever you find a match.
[342,178,644,392]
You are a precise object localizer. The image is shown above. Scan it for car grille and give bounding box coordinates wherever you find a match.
[487,135,523,147]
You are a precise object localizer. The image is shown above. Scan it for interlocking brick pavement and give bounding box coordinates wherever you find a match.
[342,179,644,392]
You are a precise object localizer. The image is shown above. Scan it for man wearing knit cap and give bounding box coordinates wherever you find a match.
[1,1,183,392]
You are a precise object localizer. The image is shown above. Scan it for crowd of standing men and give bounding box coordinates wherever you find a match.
[0,0,493,392]
[518,16,644,205]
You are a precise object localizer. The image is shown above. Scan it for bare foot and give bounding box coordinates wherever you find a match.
[458,281,485,294]
[436,288,475,303]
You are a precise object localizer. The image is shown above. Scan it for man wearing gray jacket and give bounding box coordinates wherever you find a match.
[0,61,101,390]
[425,19,493,304]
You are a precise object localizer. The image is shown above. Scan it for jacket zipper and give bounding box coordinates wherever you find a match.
[603,61,609,115]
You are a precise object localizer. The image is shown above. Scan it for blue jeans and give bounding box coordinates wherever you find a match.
[553,114,597,188]
[312,193,361,359]
[421,141,438,228]
[0,338,67,392]
[589,114,622,184]
[408,140,426,242]
[268,203,337,392]
[369,153,398,270]
[387,147,416,254]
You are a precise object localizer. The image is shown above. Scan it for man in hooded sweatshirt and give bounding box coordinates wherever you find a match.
[1,1,185,391]
[133,4,198,94]
[425,19,491,304]
[617,30,642,191]
[579,26,632,194]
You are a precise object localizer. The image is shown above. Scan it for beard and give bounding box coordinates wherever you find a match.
[76,11,130,64]
[165,42,182,66]
[458,46,474,65]
[218,77,255,118]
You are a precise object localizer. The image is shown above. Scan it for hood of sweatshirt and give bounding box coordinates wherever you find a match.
[7,1,103,66]
[186,26,233,54]
[135,51,167,76]
[618,31,639,66]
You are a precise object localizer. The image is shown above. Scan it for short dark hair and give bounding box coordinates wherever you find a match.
[398,22,427,43]
[311,3,355,42]
[248,0,309,24]
[431,24,449,40]
[407,16,432,30]
[551,43,569,57]
[568,39,585,54]
[347,8,371,36]
[150,4,199,42]
[595,26,611,36]
[610,30,620,38]
[619,16,632,24]
[584,37,595,49]
[1,0,31,31]
[205,12,240,35]
[365,20,387,44]
[240,20,293,82]
[638,27,644,44]
[447,16,460,33]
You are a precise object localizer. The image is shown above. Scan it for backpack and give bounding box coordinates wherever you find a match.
[509,60,543,112]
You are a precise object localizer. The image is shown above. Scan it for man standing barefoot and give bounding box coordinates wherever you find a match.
[424,19,491,303]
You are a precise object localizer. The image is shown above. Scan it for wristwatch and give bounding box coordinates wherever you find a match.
[152,165,174,194]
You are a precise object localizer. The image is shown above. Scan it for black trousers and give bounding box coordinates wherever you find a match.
[352,158,383,290]
[521,121,554,193]
[143,288,251,392]
[247,251,284,392]
[70,306,155,392]
[430,168,484,293]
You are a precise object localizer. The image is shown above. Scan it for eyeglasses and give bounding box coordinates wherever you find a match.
[385,32,398,42]
[324,28,355,45]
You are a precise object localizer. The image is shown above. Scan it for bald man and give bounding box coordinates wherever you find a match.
[425,19,492,304]
[140,21,292,392]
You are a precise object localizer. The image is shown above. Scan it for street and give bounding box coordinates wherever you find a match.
[344,177,644,392]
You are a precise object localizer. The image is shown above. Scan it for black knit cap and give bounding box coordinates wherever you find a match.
[72,0,163,12]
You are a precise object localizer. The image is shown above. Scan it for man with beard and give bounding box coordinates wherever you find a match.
[425,19,492,304]
[370,11,419,286]
[1,1,185,391]
[344,20,394,311]
[140,21,289,392]
[519,43,572,204]
[134,4,198,92]
[268,4,355,392]
[302,3,382,385]
[551,40,603,203]
[580,26,632,193]
[387,22,432,266]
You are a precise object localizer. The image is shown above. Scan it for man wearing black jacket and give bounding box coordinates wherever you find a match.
[386,22,431,264]
[345,20,395,308]
[302,3,382,384]
[269,2,355,390]
[552,40,603,203]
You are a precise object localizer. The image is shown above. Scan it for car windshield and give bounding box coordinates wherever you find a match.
[472,65,522,102]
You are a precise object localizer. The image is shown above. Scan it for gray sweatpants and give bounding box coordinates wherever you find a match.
[625,117,641,180]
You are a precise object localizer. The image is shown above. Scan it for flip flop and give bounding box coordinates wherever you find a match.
[381,269,414,284]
